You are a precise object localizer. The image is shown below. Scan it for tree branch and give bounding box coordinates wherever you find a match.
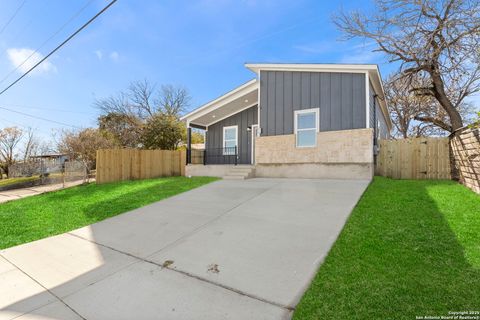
[414,115,452,132]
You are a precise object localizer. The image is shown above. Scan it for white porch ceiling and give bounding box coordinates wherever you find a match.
[190,89,258,127]
[181,79,259,128]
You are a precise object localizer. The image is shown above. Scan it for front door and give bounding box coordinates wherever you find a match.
[251,125,259,164]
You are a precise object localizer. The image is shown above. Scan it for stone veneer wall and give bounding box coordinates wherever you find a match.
[451,127,480,194]
[255,128,373,165]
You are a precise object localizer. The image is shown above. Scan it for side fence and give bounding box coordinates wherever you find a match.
[451,127,480,194]
[376,137,451,180]
[96,149,185,184]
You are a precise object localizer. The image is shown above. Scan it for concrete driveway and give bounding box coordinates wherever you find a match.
[0,178,369,320]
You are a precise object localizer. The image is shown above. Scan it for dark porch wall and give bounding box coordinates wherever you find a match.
[259,71,366,136]
[206,105,258,164]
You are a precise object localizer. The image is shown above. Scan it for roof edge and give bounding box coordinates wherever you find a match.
[180,78,258,122]
[245,63,379,74]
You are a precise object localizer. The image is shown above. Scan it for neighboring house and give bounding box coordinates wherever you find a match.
[181,63,392,180]
[9,153,70,178]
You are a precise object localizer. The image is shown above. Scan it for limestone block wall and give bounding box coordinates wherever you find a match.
[451,127,480,194]
[255,128,374,165]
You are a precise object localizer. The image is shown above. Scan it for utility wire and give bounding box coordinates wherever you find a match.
[0,0,96,86]
[0,0,27,35]
[2,103,97,115]
[0,117,51,136]
[0,106,81,129]
[0,0,117,96]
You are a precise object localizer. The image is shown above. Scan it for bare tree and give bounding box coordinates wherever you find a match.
[156,84,191,117]
[128,79,156,119]
[95,80,191,121]
[0,127,23,177]
[335,0,480,133]
[22,127,40,161]
[94,92,134,118]
[385,74,475,137]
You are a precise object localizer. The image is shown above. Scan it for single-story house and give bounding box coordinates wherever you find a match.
[181,63,392,180]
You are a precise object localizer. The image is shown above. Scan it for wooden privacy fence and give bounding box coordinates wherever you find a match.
[376,137,451,179]
[96,149,185,184]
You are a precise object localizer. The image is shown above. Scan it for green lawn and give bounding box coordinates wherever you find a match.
[0,176,39,188]
[294,177,480,320]
[0,176,218,249]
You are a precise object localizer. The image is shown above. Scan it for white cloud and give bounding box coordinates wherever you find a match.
[6,48,56,74]
[95,50,103,60]
[109,51,120,62]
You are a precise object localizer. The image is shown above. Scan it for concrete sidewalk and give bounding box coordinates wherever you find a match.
[0,180,92,203]
[0,178,369,319]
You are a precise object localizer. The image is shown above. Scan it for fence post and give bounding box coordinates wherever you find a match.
[235,146,238,166]
[186,127,192,164]
[203,149,207,165]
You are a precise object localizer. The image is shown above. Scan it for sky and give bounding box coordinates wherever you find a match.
[0,0,476,143]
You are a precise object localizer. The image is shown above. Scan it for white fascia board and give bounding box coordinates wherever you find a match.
[180,79,258,122]
[245,63,378,75]
[365,72,370,129]
[367,68,393,131]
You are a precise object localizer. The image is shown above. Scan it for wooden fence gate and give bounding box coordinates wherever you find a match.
[96,149,185,184]
[376,137,451,179]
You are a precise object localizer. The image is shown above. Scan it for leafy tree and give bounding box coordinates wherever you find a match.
[57,128,117,170]
[470,111,480,128]
[335,0,480,133]
[95,80,192,149]
[141,114,184,150]
[191,131,205,144]
[98,112,142,148]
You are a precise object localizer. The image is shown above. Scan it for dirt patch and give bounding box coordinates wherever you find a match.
[162,260,174,269]
[207,263,220,274]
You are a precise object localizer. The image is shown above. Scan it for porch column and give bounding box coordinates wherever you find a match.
[186,126,192,164]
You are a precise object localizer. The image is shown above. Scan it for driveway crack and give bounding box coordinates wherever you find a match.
[0,253,87,320]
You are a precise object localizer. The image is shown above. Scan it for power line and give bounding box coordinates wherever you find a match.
[0,106,81,129]
[1,103,97,115]
[0,117,52,136]
[0,0,96,86]
[0,0,118,97]
[0,0,27,35]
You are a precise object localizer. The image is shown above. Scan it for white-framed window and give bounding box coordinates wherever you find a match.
[294,108,319,148]
[223,125,238,155]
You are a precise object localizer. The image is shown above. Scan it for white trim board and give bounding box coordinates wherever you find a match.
[245,63,379,74]
[365,72,370,128]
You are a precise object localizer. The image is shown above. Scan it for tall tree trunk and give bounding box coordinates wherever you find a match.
[429,70,464,132]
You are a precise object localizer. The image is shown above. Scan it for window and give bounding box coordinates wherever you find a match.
[294,108,319,147]
[223,126,238,155]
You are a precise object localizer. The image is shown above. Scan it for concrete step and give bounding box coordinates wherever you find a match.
[224,166,256,180]
[230,169,255,174]
[223,175,246,180]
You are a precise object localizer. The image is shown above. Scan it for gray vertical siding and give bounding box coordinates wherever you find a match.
[205,105,258,164]
[259,71,366,135]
